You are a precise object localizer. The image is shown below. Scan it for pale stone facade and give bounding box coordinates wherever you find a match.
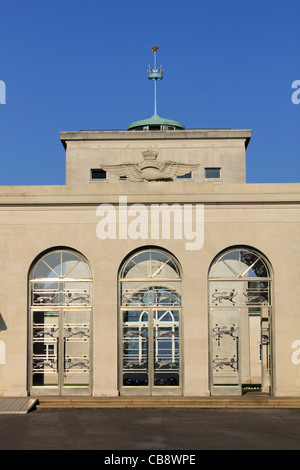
[0,127,299,397]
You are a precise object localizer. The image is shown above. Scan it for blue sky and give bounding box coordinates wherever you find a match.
[0,0,299,185]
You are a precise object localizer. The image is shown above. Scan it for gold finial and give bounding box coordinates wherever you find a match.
[151,44,159,53]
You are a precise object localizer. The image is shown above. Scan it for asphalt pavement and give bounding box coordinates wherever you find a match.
[0,408,299,451]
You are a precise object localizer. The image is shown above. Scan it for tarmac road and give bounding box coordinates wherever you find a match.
[0,408,299,451]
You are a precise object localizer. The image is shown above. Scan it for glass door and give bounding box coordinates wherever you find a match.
[119,248,182,395]
[122,309,149,389]
[210,308,240,395]
[29,249,93,396]
[30,309,91,396]
[120,307,181,395]
[62,309,91,394]
[208,247,273,396]
[153,309,180,388]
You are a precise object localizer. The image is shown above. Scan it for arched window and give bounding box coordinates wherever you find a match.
[119,248,182,395]
[208,246,272,396]
[29,248,92,396]
[31,249,92,303]
[209,247,270,279]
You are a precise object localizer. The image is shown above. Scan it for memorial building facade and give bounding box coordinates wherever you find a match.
[0,49,299,399]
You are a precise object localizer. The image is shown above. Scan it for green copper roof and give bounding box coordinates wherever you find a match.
[127,114,185,131]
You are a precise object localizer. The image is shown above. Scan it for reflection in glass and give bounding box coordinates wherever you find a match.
[120,248,180,279]
[210,248,270,279]
[154,310,179,386]
[122,310,149,386]
[119,249,182,391]
[30,249,92,392]
[32,311,59,386]
[121,283,181,307]
[31,249,92,280]
[208,247,272,394]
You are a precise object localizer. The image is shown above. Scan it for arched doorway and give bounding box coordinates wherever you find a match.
[28,248,92,396]
[119,247,182,396]
[208,246,273,396]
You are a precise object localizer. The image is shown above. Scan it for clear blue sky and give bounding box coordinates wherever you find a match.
[0,0,299,185]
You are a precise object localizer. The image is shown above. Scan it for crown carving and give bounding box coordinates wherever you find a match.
[142,148,159,161]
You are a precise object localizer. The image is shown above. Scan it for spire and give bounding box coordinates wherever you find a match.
[147,45,164,116]
[127,45,185,131]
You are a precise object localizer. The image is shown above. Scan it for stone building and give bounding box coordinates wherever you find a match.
[0,48,299,398]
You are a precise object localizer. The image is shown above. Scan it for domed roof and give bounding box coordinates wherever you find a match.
[127,114,185,131]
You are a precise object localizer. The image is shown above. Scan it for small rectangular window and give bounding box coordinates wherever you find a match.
[177,171,192,180]
[91,169,107,180]
[205,168,221,179]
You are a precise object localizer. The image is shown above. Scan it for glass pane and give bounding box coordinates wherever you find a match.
[210,281,240,307]
[150,251,173,278]
[240,251,268,277]
[63,282,92,306]
[143,286,181,306]
[32,311,59,387]
[32,282,60,305]
[33,261,58,279]
[211,309,239,385]
[152,250,180,277]
[155,309,179,323]
[245,281,270,306]
[121,282,149,306]
[91,169,106,180]
[32,250,91,280]
[120,250,180,280]
[153,310,180,386]
[210,280,270,307]
[62,252,91,278]
[63,310,90,387]
[40,252,62,277]
[205,168,220,179]
[122,310,149,386]
[121,252,150,279]
[32,282,92,307]
[211,251,239,278]
[121,259,136,278]
[121,282,181,307]
[211,249,270,279]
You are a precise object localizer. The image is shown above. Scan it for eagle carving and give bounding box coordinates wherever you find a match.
[99,148,200,182]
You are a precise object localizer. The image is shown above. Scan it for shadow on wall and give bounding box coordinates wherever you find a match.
[0,313,7,331]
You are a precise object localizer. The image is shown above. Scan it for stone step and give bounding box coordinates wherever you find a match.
[36,396,300,410]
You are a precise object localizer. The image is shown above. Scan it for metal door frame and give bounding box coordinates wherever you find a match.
[209,307,241,396]
[29,307,92,396]
[208,247,273,396]
[119,306,182,396]
[209,305,272,396]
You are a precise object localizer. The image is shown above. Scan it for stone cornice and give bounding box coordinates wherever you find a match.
[60,129,252,149]
[0,182,299,206]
